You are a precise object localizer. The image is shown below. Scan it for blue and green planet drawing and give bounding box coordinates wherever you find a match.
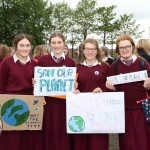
[68,116,85,132]
[1,99,30,126]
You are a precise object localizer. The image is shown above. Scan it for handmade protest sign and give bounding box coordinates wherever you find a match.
[34,67,76,96]
[107,70,148,85]
[66,92,125,133]
[0,94,44,131]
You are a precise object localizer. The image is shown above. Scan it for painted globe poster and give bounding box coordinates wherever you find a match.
[68,116,85,132]
[1,99,30,126]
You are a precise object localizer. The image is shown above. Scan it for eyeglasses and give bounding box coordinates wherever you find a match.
[119,45,132,51]
[84,48,97,52]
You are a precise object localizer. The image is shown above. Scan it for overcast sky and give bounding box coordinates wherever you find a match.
[49,0,150,42]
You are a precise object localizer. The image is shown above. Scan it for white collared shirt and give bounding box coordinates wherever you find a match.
[102,57,108,62]
[13,53,31,63]
[120,54,137,65]
[51,51,65,62]
[81,60,101,67]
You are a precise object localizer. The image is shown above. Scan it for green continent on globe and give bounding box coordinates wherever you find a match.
[74,116,83,129]
[69,120,76,132]
[14,110,30,126]
[1,99,15,116]
[8,105,23,117]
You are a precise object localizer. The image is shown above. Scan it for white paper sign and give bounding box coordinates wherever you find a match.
[34,67,76,96]
[66,92,125,133]
[107,70,148,85]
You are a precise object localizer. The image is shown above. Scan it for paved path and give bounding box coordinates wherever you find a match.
[109,134,119,150]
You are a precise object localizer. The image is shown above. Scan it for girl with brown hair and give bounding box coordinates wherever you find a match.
[74,38,109,150]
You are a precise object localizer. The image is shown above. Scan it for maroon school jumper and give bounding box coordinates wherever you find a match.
[38,54,75,150]
[108,57,150,150]
[0,56,42,150]
[72,63,109,150]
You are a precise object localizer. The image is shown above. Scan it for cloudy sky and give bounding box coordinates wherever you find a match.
[50,0,150,41]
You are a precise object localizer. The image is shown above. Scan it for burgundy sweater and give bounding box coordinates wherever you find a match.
[38,54,75,67]
[77,63,110,92]
[108,57,150,109]
[0,56,36,94]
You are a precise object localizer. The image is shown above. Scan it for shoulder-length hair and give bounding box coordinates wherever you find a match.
[33,45,46,59]
[136,39,150,54]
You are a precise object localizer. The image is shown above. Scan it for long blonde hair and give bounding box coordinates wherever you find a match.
[136,39,150,54]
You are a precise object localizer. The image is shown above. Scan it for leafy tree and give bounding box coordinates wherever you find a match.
[49,1,73,35]
[74,0,97,41]
[0,0,52,47]
[117,14,144,39]
[94,6,144,48]
[49,1,78,57]
[66,9,83,58]
[94,5,118,45]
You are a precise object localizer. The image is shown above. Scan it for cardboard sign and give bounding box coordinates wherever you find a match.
[107,70,148,85]
[34,67,76,96]
[0,94,44,131]
[66,92,125,133]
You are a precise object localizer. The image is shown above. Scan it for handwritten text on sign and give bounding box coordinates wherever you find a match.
[66,92,125,133]
[107,70,148,85]
[34,67,76,96]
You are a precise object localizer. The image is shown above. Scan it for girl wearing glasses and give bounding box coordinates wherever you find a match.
[73,38,110,150]
[106,34,150,150]
[0,34,42,150]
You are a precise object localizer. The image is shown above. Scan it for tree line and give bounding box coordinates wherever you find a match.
[0,0,144,50]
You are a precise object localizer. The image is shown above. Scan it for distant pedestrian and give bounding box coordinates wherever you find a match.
[0,44,10,65]
[99,46,114,65]
[63,45,70,56]
[136,39,150,64]
[33,45,47,62]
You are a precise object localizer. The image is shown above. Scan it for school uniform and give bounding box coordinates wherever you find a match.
[38,52,75,150]
[72,61,109,150]
[108,55,150,150]
[0,54,42,150]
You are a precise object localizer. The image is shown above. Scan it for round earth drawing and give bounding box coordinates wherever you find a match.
[1,99,30,126]
[68,116,85,132]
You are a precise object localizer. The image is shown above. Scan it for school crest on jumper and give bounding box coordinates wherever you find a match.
[95,71,99,75]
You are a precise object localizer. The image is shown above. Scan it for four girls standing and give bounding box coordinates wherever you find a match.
[1,32,150,150]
